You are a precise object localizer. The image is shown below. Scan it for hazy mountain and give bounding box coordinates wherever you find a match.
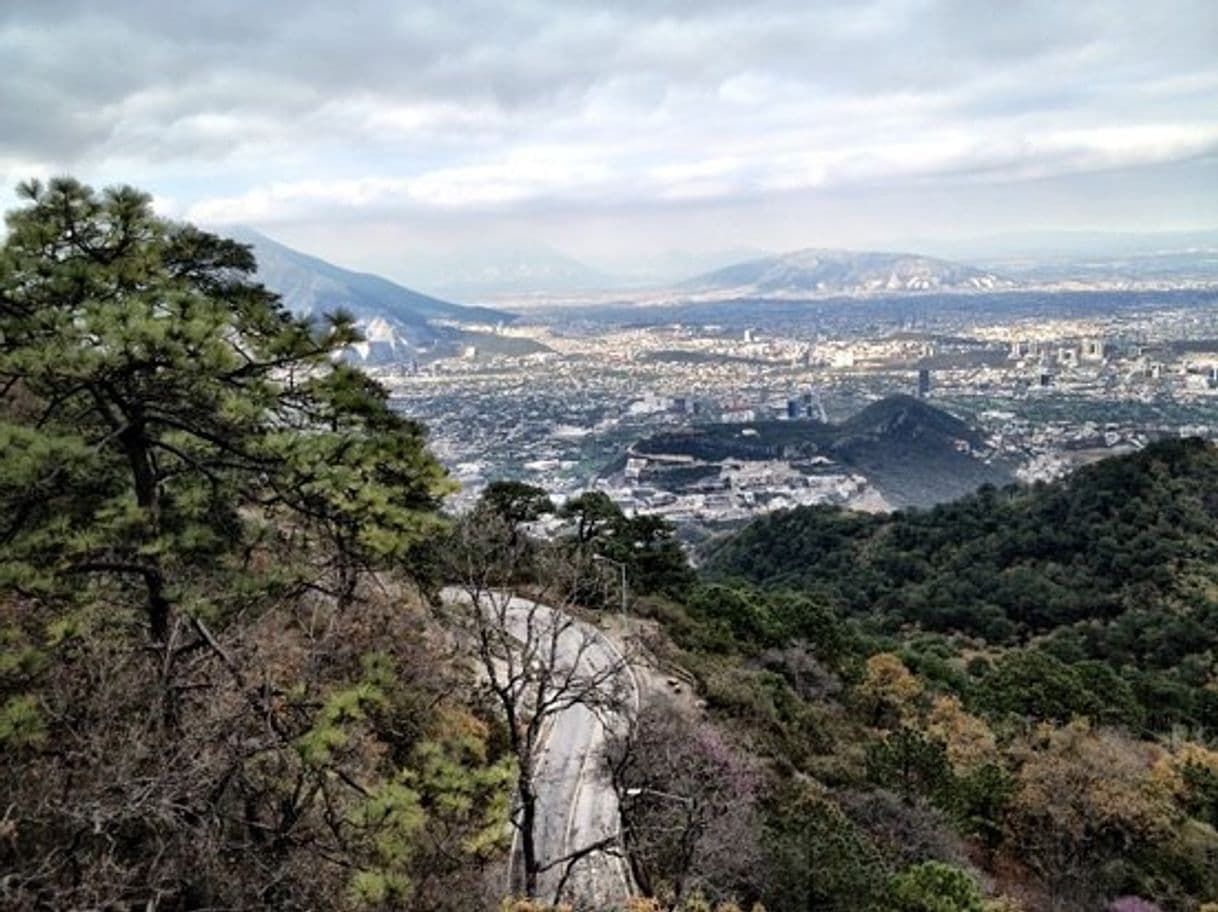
[398,245,615,298]
[683,248,1015,296]
[224,227,510,354]
[974,248,1218,285]
[974,242,1218,284]
[912,229,1218,287]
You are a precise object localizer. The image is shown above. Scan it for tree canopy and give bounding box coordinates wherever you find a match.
[0,177,451,643]
[0,179,506,911]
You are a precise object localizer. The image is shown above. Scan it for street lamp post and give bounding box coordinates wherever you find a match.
[593,554,628,617]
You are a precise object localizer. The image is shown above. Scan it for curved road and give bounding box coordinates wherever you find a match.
[443,588,639,907]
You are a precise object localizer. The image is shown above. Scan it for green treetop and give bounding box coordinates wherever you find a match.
[0,177,451,643]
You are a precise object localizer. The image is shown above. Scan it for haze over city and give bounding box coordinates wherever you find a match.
[3,0,1217,288]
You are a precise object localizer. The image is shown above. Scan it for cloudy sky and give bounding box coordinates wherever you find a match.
[3,0,1217,284]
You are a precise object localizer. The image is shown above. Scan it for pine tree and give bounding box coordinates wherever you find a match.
[0,177,450,645]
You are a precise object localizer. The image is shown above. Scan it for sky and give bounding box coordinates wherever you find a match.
[2,0,1217,285]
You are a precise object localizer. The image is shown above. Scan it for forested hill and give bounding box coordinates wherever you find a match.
[837,393,987,449]
[634,394,1012,507]
[706,436,1218,671]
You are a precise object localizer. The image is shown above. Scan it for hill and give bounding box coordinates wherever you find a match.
[684,248,1015,297]
[829,396,1002,506]
[633,395,1010,508]
[704,437,1218,729]
[648,438,1218,910]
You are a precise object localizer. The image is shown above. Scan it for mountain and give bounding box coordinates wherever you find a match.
[401,245,616,298]
[837,394,986,447]
[632,395,1011,508]
[684,248,1015,296]
[921,227,1218,262]
[881,230,1218,289]
[223,228,515,360]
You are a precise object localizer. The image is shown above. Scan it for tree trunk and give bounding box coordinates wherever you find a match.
[146,567,171,643]
[520,777,539,897]
[120,425,170,642]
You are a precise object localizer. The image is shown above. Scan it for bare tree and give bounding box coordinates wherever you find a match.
[441,509,635,901]
[0,578,511,912]
[604,698,763,908]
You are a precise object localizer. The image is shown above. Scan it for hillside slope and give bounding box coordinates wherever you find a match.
[705,437,1218,721]
[634,395,1010,508]
[223,228,533,361]
[654,439,1218,910]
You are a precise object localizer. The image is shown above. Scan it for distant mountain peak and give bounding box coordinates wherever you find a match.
[684,247,1015,297]
[213,227,514,361]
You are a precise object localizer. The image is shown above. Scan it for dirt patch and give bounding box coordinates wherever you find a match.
[595,612,704,718]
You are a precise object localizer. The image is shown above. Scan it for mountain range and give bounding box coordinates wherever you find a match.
[220,228,1218,336]
[683,248,1015,297]
[425,236,1218,302]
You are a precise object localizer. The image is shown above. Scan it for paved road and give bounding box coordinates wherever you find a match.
[442,588,639,907]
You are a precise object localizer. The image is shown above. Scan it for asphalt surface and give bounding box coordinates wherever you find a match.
[442,588,639,907]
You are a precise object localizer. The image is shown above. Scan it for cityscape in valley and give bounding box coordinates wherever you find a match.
[240,227,1218,533]
[8,2,1218,911]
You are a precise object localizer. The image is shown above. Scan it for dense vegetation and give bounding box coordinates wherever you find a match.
[631,439,1218,910]
[0,179,510,910]
[705,438,1218,733]
[5,178,1217,912]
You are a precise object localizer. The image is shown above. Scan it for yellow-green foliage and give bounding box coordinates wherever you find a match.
[406,727,516,858]
[295,680,389,767]
[0,624,46,678]
[0,692,47,747]
[292,651,515,908]
[348,779,427,904]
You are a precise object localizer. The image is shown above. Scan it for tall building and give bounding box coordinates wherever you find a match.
[917,368,931,398]
[1080,337,1106,364]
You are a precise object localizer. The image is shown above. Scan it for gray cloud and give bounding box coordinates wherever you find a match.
[1,0,1216,265]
